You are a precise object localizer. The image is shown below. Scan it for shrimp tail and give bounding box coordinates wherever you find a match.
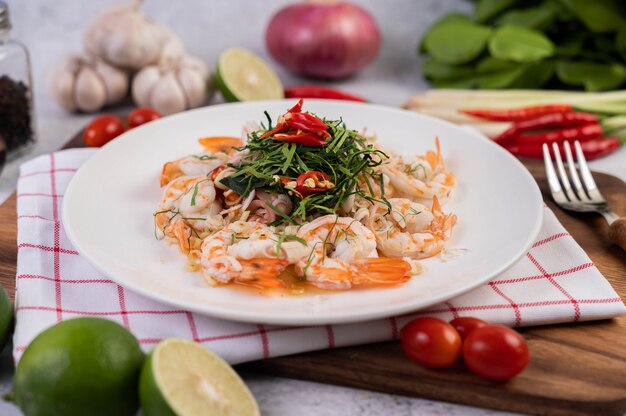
[430,195,457,241]
[425,137,443,171]
[160,161,181,187]
[351,258,411,286]
[236,258,289,289]
[198,136,243,153]
[168,218,192,254]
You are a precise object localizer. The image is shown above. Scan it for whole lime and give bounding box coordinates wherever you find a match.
[14,317,144,416]
[0,285,13,352]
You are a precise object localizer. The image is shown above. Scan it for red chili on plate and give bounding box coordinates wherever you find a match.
[295,171,334,196]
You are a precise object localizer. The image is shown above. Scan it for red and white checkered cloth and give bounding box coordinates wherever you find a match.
[13,149,626,363]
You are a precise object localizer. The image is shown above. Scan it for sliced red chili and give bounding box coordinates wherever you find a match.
[289,98,304,113]
[259,121,288,139]
[210,165,227,181]
[462,104,573,122]
[273,132,327,146]
[295,171,334,196]
[285,112,330,137]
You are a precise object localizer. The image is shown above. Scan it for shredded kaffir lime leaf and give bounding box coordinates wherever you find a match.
[219,113,391,224]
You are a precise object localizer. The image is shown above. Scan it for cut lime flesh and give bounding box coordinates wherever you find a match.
[141,338,260,416]
[216,48,284,102]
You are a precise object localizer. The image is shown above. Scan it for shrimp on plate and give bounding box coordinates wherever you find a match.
[380,138,455,203]
[295,215,411,290]
[154,175,224,254]
[200,221,308,289]
[362,196,456,259]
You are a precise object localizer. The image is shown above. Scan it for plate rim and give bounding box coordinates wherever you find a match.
[62,99,544,325]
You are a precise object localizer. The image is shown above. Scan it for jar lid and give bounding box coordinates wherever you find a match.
[0,2,10,31]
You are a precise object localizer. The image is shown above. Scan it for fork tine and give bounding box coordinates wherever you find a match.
[552,142,574,201]
[574,141,606,202]
[563,141,588,200]
[543,144,568,205]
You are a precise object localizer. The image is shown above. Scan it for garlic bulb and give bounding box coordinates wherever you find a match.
[83,0,177,70]
[49,54,129,113]
[132,55,213,115]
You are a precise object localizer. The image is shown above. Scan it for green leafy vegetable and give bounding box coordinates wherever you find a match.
[475,0,519,23]
[489,25,555,63]
[559,0,625,33]
[556,60,626,91]
[219,113,389,224]
[494,3,557,30]
[424,21,492,65]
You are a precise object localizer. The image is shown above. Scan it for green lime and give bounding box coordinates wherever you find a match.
[140,338,259,416]
[0,285,13,352]
[14,317,144,416]
[215,47,284,102]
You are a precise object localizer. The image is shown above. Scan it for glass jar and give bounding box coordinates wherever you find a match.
[0,1,36,167]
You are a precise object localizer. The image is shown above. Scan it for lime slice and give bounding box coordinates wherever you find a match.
[140,338,260,416]
[215,48,284,102]
[0,285,12,351]
[14,317,144,416]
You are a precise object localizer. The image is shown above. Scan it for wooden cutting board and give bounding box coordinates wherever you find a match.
[0,131,625,416]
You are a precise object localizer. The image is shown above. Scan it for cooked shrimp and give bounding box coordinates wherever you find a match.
[160,153,228,187]
[198,136,243,153]
[200,221,308,289]
[155,175,223,253]
[363,196,456,259]
[295,215,411,290]
[380,138,455,203]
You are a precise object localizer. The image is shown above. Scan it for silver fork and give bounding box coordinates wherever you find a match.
[543,140,626,251]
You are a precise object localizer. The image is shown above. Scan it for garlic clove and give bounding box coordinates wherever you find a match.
[159,31,186,63]
[150,73,187,115]
[94,61,129,105]
[48,55,83,112]
[132,66,161,107]
[177,66,207,109]
[183,55,210,81]
[74,66,107,112]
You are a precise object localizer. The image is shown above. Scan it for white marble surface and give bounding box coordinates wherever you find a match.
[0,0,622,414]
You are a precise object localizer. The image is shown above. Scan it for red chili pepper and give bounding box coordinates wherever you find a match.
[285,85,367,103]
[511,123,603,145]
[284,112,330,138]
[506,136,621,160]
[295,171,334,196]
[289,98,304,113]
[462,104,573,122]
[494,112,599,145]
[210,165,227,181]
[274,132,327,146]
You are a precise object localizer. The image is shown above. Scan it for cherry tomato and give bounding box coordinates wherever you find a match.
[450,317,488,340]
[83,115,125,147]
[463,325,530,381]
[400,317,461,369]
[128,107,161,128]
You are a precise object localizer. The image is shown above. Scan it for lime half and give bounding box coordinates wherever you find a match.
[215,48,284,102]
[140,338,260,416]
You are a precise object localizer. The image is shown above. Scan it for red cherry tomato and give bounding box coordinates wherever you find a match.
[450,317,488,340]
[128,107,161,128]
[400,317,461,369]
[463,325,530,381]
[83,115,125,147]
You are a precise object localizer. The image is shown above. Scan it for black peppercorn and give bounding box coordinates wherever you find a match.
[0,74,34,152]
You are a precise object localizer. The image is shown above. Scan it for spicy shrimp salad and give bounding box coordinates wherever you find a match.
[154,100,457,291]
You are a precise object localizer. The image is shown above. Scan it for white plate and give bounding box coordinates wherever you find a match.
[63,100,542,326]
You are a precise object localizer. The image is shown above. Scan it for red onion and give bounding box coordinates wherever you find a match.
[265,0,381,80]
